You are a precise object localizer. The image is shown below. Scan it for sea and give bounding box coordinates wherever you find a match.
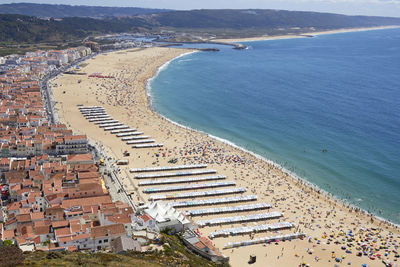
[149,28,400,225]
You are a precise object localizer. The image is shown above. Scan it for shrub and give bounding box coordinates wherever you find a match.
[0,244,25,267]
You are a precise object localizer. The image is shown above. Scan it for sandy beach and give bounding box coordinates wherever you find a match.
[213,25,400,43]
[52,36,400,266]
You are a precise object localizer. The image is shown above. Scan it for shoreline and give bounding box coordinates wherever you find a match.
[52,42,400,266]
[147,40,400,229]
[213,25,400,43]
[145,50,198,110]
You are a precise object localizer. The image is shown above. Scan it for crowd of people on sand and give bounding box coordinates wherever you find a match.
[73,50,400,266]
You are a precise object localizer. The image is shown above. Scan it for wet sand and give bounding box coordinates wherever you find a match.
[52,45,400,267]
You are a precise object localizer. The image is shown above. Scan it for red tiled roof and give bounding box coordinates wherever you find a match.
[2,229,15,240]
[52,220,69,228]
[141,214,153,223]
[16,214,31,223]
[61,195,112,209]
[35,225,50,235]
[90,224,125,239]
[67,153,93,162]
[55,227,71,237]
[31,212,44,221]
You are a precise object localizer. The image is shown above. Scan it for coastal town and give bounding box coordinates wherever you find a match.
[0,34,399,267]
[0,44,225,257]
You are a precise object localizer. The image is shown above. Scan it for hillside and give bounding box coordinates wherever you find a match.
[0,3,170,18]
[0,234,229,267]
[150,9,400,29]
[1,8,400,46]
[0,14,152,43]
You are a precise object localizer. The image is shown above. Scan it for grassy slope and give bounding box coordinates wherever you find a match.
[22,251,164,267]
[18,234,229,267]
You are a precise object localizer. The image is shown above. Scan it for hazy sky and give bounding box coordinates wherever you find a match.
[3,0,400,17]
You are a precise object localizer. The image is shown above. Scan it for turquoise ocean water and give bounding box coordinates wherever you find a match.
[149,28,400,225]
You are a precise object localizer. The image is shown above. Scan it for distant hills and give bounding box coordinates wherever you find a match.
[1,4,400,44]
[0,3,170,18]
[151,9,400,29]
[0,14,151,43]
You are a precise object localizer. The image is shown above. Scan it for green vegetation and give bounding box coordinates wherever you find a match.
[151,9,400,29]
[1,5,400,56]
[22,250,164,267]
[2,240,14,246]
[0,13,153,55]
[0,14,151,43]
[0,234,228,267]
[0,42,82,57]
[160,233,229,267]
[0,3,169,18]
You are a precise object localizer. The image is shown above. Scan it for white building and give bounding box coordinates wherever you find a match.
[144,201,191,233]
[56,135,88,155]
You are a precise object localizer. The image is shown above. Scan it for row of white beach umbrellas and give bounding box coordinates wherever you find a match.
[134,169,217,179]
[148,187,247,201]
[223,232,306,249]
[171,195,258,208]
[139,175,226,186]
[197,211,283,227]
[131,164,208,173]
[142,181,236,193]
[188,202,271,216]
[209,221,295,238]
[79,106,162,148]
